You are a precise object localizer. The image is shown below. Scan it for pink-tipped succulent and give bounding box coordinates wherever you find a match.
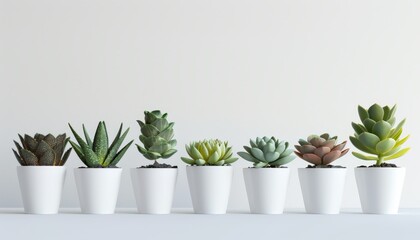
[294,133,349,166]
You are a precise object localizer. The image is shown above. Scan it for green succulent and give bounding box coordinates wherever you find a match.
[294,133,349,166]
[68,122,133,168]
[12,133,72,166]
[181,139,238,166]
[136,110,177,162]
[350,104,410,166]
[237,136,295,168]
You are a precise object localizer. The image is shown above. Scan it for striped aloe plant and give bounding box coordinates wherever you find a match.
[68,122,133,168]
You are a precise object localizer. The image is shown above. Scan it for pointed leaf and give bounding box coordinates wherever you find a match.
[394,135,410,149]
[60,148,72,166]
[12,149,25,166]
[190,146,204,160]
[208,151,220,164]
[390,119,406,138]
[103,127,130,166]
[238,151,259,162]
[195,159,206,166]
[383,148,410,160]
[358,105,369,122]
[352,152,378,161]
[83,124,93,147]
[271,155,295,166]
[69,141,86,164]
[352,122,366,135]
[24,135,38,152]
[39,150,55,166]
[363,118,376,132]
[251,148,265,161]
[108,140,133,167]
[93,122,108,163]
[181,157,195,165]
[20,149,38,165]
[350,136,377,155]
[224,157,238,164]
[162,149,177,159]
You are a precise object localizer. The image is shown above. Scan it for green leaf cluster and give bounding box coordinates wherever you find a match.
[350,104,410,165]
[181,139,238,166]
[237,136,295,168]
[69,122,133,168]
[12,133,72,166]
[136,110,177,162]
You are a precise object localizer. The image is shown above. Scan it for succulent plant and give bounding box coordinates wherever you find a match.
[181,139,238,166]
[350,104,410,166]
[68,122,133,168]
[136,110,177,163]
[237,136,295,168]
[294,134,349,166]
[12,133,72,166]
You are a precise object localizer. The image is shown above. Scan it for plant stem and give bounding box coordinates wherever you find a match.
[376,156,384,166]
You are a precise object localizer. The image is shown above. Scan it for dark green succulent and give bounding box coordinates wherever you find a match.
[238,136,295,168]
[136,110,177,162]
[68,122,133,168]
[12,133,72,166]
[350,104,410,166]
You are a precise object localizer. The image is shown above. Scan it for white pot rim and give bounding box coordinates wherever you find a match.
[354,167,405,171]
[131,167,178,171]
[243,167,289,171]
[17,166,65,169]
[298,167,347,171]
[74,168,122,171]
[186,165,232,168]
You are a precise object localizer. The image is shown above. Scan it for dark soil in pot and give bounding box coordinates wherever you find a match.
[306,165,345,168]
[248,166,288,168]
[139,161,177,168]
[358,163,397,168]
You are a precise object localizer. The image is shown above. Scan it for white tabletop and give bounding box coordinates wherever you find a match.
[1,208,419,240]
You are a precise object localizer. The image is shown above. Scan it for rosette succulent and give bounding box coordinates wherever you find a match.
[68,122,133,168]
[136,110,177,164]
[181,139,238,166]
[294,134,349,166]
[350,104,410,166]
[237,136,295,168]
[12,133,72,166]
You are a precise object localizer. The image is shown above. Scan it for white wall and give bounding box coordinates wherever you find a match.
[1,0,419,210]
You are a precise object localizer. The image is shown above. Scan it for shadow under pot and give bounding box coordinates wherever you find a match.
[355,167,405,214]
[298,168,346,214]
[243,167,289,214]
[17,166,66,214]
[130,168,178,214]
[74,168,122,214]
[186,166,233,214]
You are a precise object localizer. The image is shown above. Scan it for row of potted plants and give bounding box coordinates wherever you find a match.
[12,104,410,215]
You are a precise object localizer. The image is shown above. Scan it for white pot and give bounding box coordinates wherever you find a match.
[355,167,405,214]
[298,168,346,214]
[17,166,66,214]
[243,167,289,214]
[74,168,122,214]
[186,166,233,214]
[130,168,177,214]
